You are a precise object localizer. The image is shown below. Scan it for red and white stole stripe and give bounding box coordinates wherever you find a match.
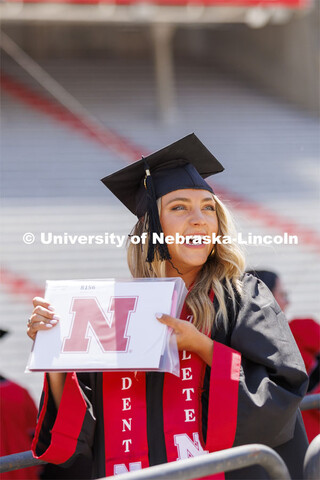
[102,372,149,476]
[162,343,241,480]
[163,292,225,480]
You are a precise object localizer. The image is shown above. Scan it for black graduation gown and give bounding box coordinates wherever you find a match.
[211,274,309,479]
[32,274,309,479]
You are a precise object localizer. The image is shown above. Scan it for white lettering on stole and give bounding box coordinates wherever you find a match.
[122,398,131,411]
[182,388,194,401]
[182,350,192,361]
[113,462,142,475]
[181,367,193,381]
[174,433,208,460]
[122,418,132,432]
[122,377,133,390]
[122,439,132,453]
[184,409,196,422]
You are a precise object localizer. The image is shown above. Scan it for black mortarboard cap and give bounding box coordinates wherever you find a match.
[101,133,224,263]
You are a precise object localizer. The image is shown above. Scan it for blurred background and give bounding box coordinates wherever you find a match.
[0,0,319,403]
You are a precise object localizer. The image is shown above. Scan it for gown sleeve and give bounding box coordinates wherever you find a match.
[32,372,96,466]
[229,274,309,448]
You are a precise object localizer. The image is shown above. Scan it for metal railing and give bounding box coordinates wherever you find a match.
[103,444,291,480]
[304,435,320,480]
[0,444,291,480]
[0,450,46,473]
[1,394,319,478]
[301,393,320,411]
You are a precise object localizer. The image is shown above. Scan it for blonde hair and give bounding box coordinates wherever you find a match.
[127,195,245,334]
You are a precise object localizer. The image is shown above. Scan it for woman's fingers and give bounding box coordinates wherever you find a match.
[30,312,60,325]
[156,313,200,353]
[32,296,53,309]
[156,313,180,329]
[33,305,57,320]
[29,306,60,326]
[27,297,59,341]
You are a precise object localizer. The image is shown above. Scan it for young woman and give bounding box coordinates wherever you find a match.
[27,134,308,480]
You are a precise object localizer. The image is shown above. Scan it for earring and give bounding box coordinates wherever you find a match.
[210,247,215,256]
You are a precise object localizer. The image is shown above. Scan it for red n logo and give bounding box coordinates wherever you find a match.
[62,296,137,353]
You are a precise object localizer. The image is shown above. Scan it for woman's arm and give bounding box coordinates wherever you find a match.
[27,297,96,464]
[48,372,67,409]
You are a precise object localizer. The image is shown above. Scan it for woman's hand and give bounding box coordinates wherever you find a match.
[27,297,60,341]
[156,314,214,366]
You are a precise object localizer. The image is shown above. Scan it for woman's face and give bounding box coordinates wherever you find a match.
[160,189,219,277]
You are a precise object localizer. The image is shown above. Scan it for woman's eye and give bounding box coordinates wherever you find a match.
[203,205,215,211]
[171,205,186,211]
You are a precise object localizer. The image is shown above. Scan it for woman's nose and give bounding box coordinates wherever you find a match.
[189,209,206,225]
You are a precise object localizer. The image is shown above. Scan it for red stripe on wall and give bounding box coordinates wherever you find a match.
[4,0,307,8]
[213,186,320,254]
[0,268,44,299]
[0,73,145,162]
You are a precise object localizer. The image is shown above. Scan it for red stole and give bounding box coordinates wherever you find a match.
[102,291,241,477]
[103,372,149,476]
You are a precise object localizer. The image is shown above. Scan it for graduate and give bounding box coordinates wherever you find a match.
[0,330,40,480]
[27,134,309,480]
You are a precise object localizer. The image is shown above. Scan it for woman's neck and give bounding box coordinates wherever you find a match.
[166,262,201,289]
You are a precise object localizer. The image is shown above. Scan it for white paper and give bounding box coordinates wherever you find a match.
[27,279,182,372]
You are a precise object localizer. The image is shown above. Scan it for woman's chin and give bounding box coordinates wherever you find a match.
[172,253,210,271]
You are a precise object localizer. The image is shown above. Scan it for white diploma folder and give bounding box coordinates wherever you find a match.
[26,278,187,374]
